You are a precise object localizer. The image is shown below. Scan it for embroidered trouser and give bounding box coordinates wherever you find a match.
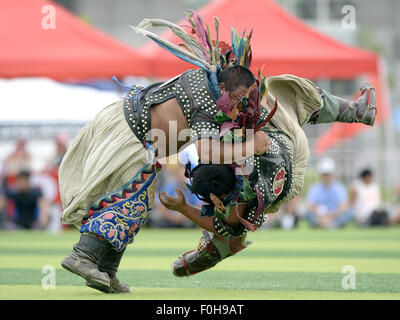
[59,100,154,228]
[80,163,160,251]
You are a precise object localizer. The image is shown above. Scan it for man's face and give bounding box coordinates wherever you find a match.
[362,174,373,184]
[321,173,334,185]
[16,176,30,193]
[219,84,249,110]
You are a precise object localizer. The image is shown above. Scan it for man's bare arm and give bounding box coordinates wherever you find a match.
[158,189,216,233]
[195,130,270,164]
[158,188,247,233]
[38,197,50,228]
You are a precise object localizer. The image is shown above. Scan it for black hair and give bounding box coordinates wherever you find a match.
[17,170,30,179]
[191,165,236,203]
[217,65,256,92]
[360,168,373,179]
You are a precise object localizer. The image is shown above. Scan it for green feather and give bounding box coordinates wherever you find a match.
[206,21,215,65]
[214,17,220,64]
[260,76,267,98]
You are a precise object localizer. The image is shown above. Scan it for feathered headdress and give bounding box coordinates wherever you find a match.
[130,10,272,110]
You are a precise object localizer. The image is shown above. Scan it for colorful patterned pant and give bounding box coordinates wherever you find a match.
[80,163,160,251]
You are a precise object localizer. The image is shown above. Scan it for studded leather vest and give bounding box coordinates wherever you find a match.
[242,107,294,227]
[123,69,221,144]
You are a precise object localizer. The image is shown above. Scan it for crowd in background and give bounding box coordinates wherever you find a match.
[0,136,68,232]
[263,158,400,230]
[1,138,400,232]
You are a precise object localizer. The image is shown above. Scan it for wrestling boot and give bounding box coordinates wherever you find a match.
[335,83,377,126]
[311,83,377,126]
[336,83,376,126]
[61,233,111,292]
[85,247,130,293]
[172,230,251,277]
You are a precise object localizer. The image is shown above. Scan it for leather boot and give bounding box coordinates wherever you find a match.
[335,83,377,126]
[85,248,130,293]
[172,230,250,277]
[61,233,111,292]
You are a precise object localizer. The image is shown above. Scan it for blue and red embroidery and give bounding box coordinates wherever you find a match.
[80,163,160,251]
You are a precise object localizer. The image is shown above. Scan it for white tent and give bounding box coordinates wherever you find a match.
[0,77,122,170]
[0,77,121,123]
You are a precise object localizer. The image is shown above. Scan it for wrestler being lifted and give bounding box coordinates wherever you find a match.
[155,13,377,277]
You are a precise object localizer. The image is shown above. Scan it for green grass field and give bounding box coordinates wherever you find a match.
[1,224,400,300]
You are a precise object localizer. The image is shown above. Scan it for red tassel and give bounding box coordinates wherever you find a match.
[235,205,257,232]
[255,97,278,131]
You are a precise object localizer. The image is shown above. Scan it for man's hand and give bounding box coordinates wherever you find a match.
[253,131,270,155]
[158,188,187,212]
[319,215,333,228]
[38,197,50,229]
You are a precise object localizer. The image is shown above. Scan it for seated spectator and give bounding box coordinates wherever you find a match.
[0,193,5,229]
[305,158,353,229]
[389,179,400,225]
[44,133,70,232]
[1,138,31,185]
[149,165,200,228]
[350,169,389,226]
[0,170,49,229]
[31,172,60,232]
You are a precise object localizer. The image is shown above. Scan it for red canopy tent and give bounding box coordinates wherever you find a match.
[0,0,149,80]
[140,0,389,153]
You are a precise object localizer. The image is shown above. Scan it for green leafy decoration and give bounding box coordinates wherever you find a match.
[215,204,230,219]
[240,176,256,201]
[214,110,232,124]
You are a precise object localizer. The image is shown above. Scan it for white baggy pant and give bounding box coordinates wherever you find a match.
[59,100,153,228]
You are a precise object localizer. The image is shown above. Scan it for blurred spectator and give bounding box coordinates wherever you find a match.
[349,169,389,226]
[1,138,31,183]
[304,158,353,229]
[1,137,32,189]
[46,133,69,170]
[262,196,300,230]
[0,170,49,229]
[45,133,70,231]
[0,193,5,229]
[149,164,200,228]
[390,180,400,225]
[31,172,60,232]
[1,138,33,221]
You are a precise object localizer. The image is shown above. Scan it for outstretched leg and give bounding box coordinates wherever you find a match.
[309,83,376,125]
[172,230,250,277]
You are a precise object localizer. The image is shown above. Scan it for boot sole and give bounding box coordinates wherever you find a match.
[360,84,377,126]
[61,259,111,293]
[364,88,376,126]
[369,88,377,126]
[85,281,130,294]
[85,281,112,293]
